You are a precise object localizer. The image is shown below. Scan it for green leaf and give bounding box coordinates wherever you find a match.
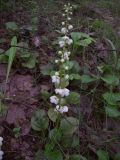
[71,32,82,42]
[97,150,109,160]
[22,54,36,69]
[31,109,49,131]
[48,108,58,122]
[49,128,62,141]
[77,38,93,47]
[45,150,63,160]
[5,22,18,31]
[66,92,80,105]
[81,75,97,83]
[101,74,119,86]
[41,91,51,101]
[45,142,55,153]
[6,36,17,82]
[61,135,79,148]
[41,64,53,76]
[97,65,112,74]
[0,54,8,62]
[71,61,80,73]
[64,61,80,73]
[69,154,87,160]
[105,106,120,118]
[35,150,45,160]
[60,117,79,135]
[103,92,120,106]
[69,74,81,80]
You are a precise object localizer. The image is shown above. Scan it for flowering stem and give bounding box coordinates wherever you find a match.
[50,3,73,114]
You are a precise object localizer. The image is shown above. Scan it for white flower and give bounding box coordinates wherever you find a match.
[51,75,60,84]
[70,12,73,15]
[50,96,59,104]
[67,51,71,55]
[55,72,59,76]
[65,74,69,80]
[68,25,73,30]
[62,36,73,45]
[68,17,71,20]
[55,88,70,97]
[61,59,65,63]
[65,9,68,13]
[55,59,59,63]
[67,38,73,45]
[55,105,60,111]
[55,89,63,96]
[55,105,68,113]
[58,51,62,55]
[65,66,69,70]
[64,5,67,7]
[62,22,65,25]
[59,41,65,48]
[62,35,69,40]
[63,52,69,60]
[62,106,68,112]
[64,88,70,96]
[61,27,68,34]
[62,14,65,16]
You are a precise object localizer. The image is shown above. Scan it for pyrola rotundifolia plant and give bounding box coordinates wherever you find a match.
[0,137,3,160]
[50,3,73,113]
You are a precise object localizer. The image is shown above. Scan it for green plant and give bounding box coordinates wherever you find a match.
[0,39,37,75]
[32,3,80,160]
[13,127,21,138]
[6,36,17,83]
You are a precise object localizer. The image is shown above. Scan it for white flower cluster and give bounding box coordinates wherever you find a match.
[0,137,3,160]
[50,3,73,114]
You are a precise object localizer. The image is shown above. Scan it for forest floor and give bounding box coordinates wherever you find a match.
[0,0,120,159]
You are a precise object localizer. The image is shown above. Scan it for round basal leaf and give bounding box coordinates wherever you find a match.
[81,75,97,83]
[101,74,119,86]
[45,142,55,152]
[22,55,36,69]
[61,135,79,148]
[45,150,63,160]
[48,108,58,122]
[97,150,109,160]
[69,74,81,80]
[31,109,49,131]
[61,135,73,148]
[103,92,120,106]
[105,106,120,118]
[66,92,80,105]
[69,154,87,160]
[71,135,79,147]
[5,22,18,31]
[77,38,92,47]
[71,32,82,42]
[35,150,45,160]
[71,61,80,73]
[41,64,54,76]
[60,117,79,135]
[49,128,62,141]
